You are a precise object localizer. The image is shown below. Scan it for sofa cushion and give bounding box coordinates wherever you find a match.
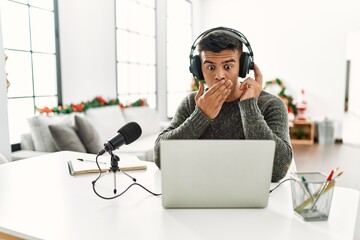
[122,107,161,137]
[0,153,8,164]
[11,150,48,161]
[114,134,157,161]
[85,105,127,143]
[75,115,103,154]
[27,114,75,152]
[48,124,87,152]
[20,133,35,151]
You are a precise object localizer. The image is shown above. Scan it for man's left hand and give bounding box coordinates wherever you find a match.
[239,63,263,101]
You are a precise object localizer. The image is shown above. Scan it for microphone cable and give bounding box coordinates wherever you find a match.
[92,152,161,200]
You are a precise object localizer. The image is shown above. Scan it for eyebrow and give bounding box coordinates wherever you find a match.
[203,59,237,65]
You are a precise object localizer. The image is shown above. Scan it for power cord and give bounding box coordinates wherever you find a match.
[269,178,296,193]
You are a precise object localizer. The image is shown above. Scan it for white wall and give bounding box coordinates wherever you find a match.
[0,11,11,161]
[57,0,117,105]
[346,31,360,117]
[194,0,360,138]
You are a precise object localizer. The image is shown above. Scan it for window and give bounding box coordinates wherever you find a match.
[115,0,156,108]
[1,0,59,144]
[166,0,192,118]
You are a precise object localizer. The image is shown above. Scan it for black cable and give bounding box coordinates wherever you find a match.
[269,178,296,193]
[92,152,161,200]
[92,182,161,200]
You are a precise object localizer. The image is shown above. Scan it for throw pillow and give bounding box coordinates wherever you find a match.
[27,113,83,152]
[75,115,103,154]
[48,124,87,153]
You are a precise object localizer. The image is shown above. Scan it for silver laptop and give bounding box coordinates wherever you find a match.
[160,139,275,208]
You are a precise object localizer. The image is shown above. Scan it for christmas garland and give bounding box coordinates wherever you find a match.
[265,78,298,115]
[36,96,147,115]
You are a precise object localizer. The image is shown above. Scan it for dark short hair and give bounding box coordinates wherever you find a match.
[198,30,243,54]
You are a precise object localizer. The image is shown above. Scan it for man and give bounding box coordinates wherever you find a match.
[154,27,293,182]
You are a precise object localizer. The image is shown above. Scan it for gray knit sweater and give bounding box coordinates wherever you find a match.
[154,91,293,182]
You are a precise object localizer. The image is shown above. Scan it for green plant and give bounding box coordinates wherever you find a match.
[294,129,306,139]
[265,78,297,115]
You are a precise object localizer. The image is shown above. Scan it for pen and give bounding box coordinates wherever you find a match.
[77,158,107,164]
[333,170,344,180]
[301,176,315,201]
[310,168,335,210]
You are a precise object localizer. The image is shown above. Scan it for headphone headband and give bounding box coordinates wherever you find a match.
[189,26,254,80]
[189,26,254,63]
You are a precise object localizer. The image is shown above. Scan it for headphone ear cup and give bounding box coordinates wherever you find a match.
[190,55,204,80]
[239,52,250,78]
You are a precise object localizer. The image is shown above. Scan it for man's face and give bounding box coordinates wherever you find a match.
[200,49,240,99]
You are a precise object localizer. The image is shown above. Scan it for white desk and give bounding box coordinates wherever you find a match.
[0,151,358,240]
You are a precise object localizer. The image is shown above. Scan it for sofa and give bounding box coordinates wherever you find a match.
[12,105,166,162]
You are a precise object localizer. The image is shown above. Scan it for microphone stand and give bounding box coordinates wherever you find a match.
[92,149,161,200]
[108,151,136,194]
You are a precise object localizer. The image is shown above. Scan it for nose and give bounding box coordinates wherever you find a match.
[215,68,226,81]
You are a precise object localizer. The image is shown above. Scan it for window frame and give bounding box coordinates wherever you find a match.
[2,0,61,146]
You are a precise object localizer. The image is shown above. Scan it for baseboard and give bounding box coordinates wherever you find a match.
[313,138,343,144]
[335,138,343,144]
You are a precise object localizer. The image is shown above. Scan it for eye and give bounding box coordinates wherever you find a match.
[224,65,233,70]
[207,65,215,70]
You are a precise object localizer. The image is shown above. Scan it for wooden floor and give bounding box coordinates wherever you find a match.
[292,113,360,190]
[293,143,360,191]
[293,142,360,239]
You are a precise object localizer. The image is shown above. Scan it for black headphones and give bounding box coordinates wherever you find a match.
[189,26,254,80]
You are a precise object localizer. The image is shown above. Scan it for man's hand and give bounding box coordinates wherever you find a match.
[195,80,232,119]
[239,64,263,101]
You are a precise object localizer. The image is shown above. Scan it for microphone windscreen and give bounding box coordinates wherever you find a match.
[118,122,142,145]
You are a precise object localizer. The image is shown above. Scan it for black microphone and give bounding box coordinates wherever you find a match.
[99,122,142,155]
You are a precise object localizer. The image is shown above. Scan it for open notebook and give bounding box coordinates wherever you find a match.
[160,139,276,208]
[67,155,147,176]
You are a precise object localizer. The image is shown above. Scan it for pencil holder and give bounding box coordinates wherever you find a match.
[290,172,335,221]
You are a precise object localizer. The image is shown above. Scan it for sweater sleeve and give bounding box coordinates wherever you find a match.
[153,95,212,168]
[239,96,293,182]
